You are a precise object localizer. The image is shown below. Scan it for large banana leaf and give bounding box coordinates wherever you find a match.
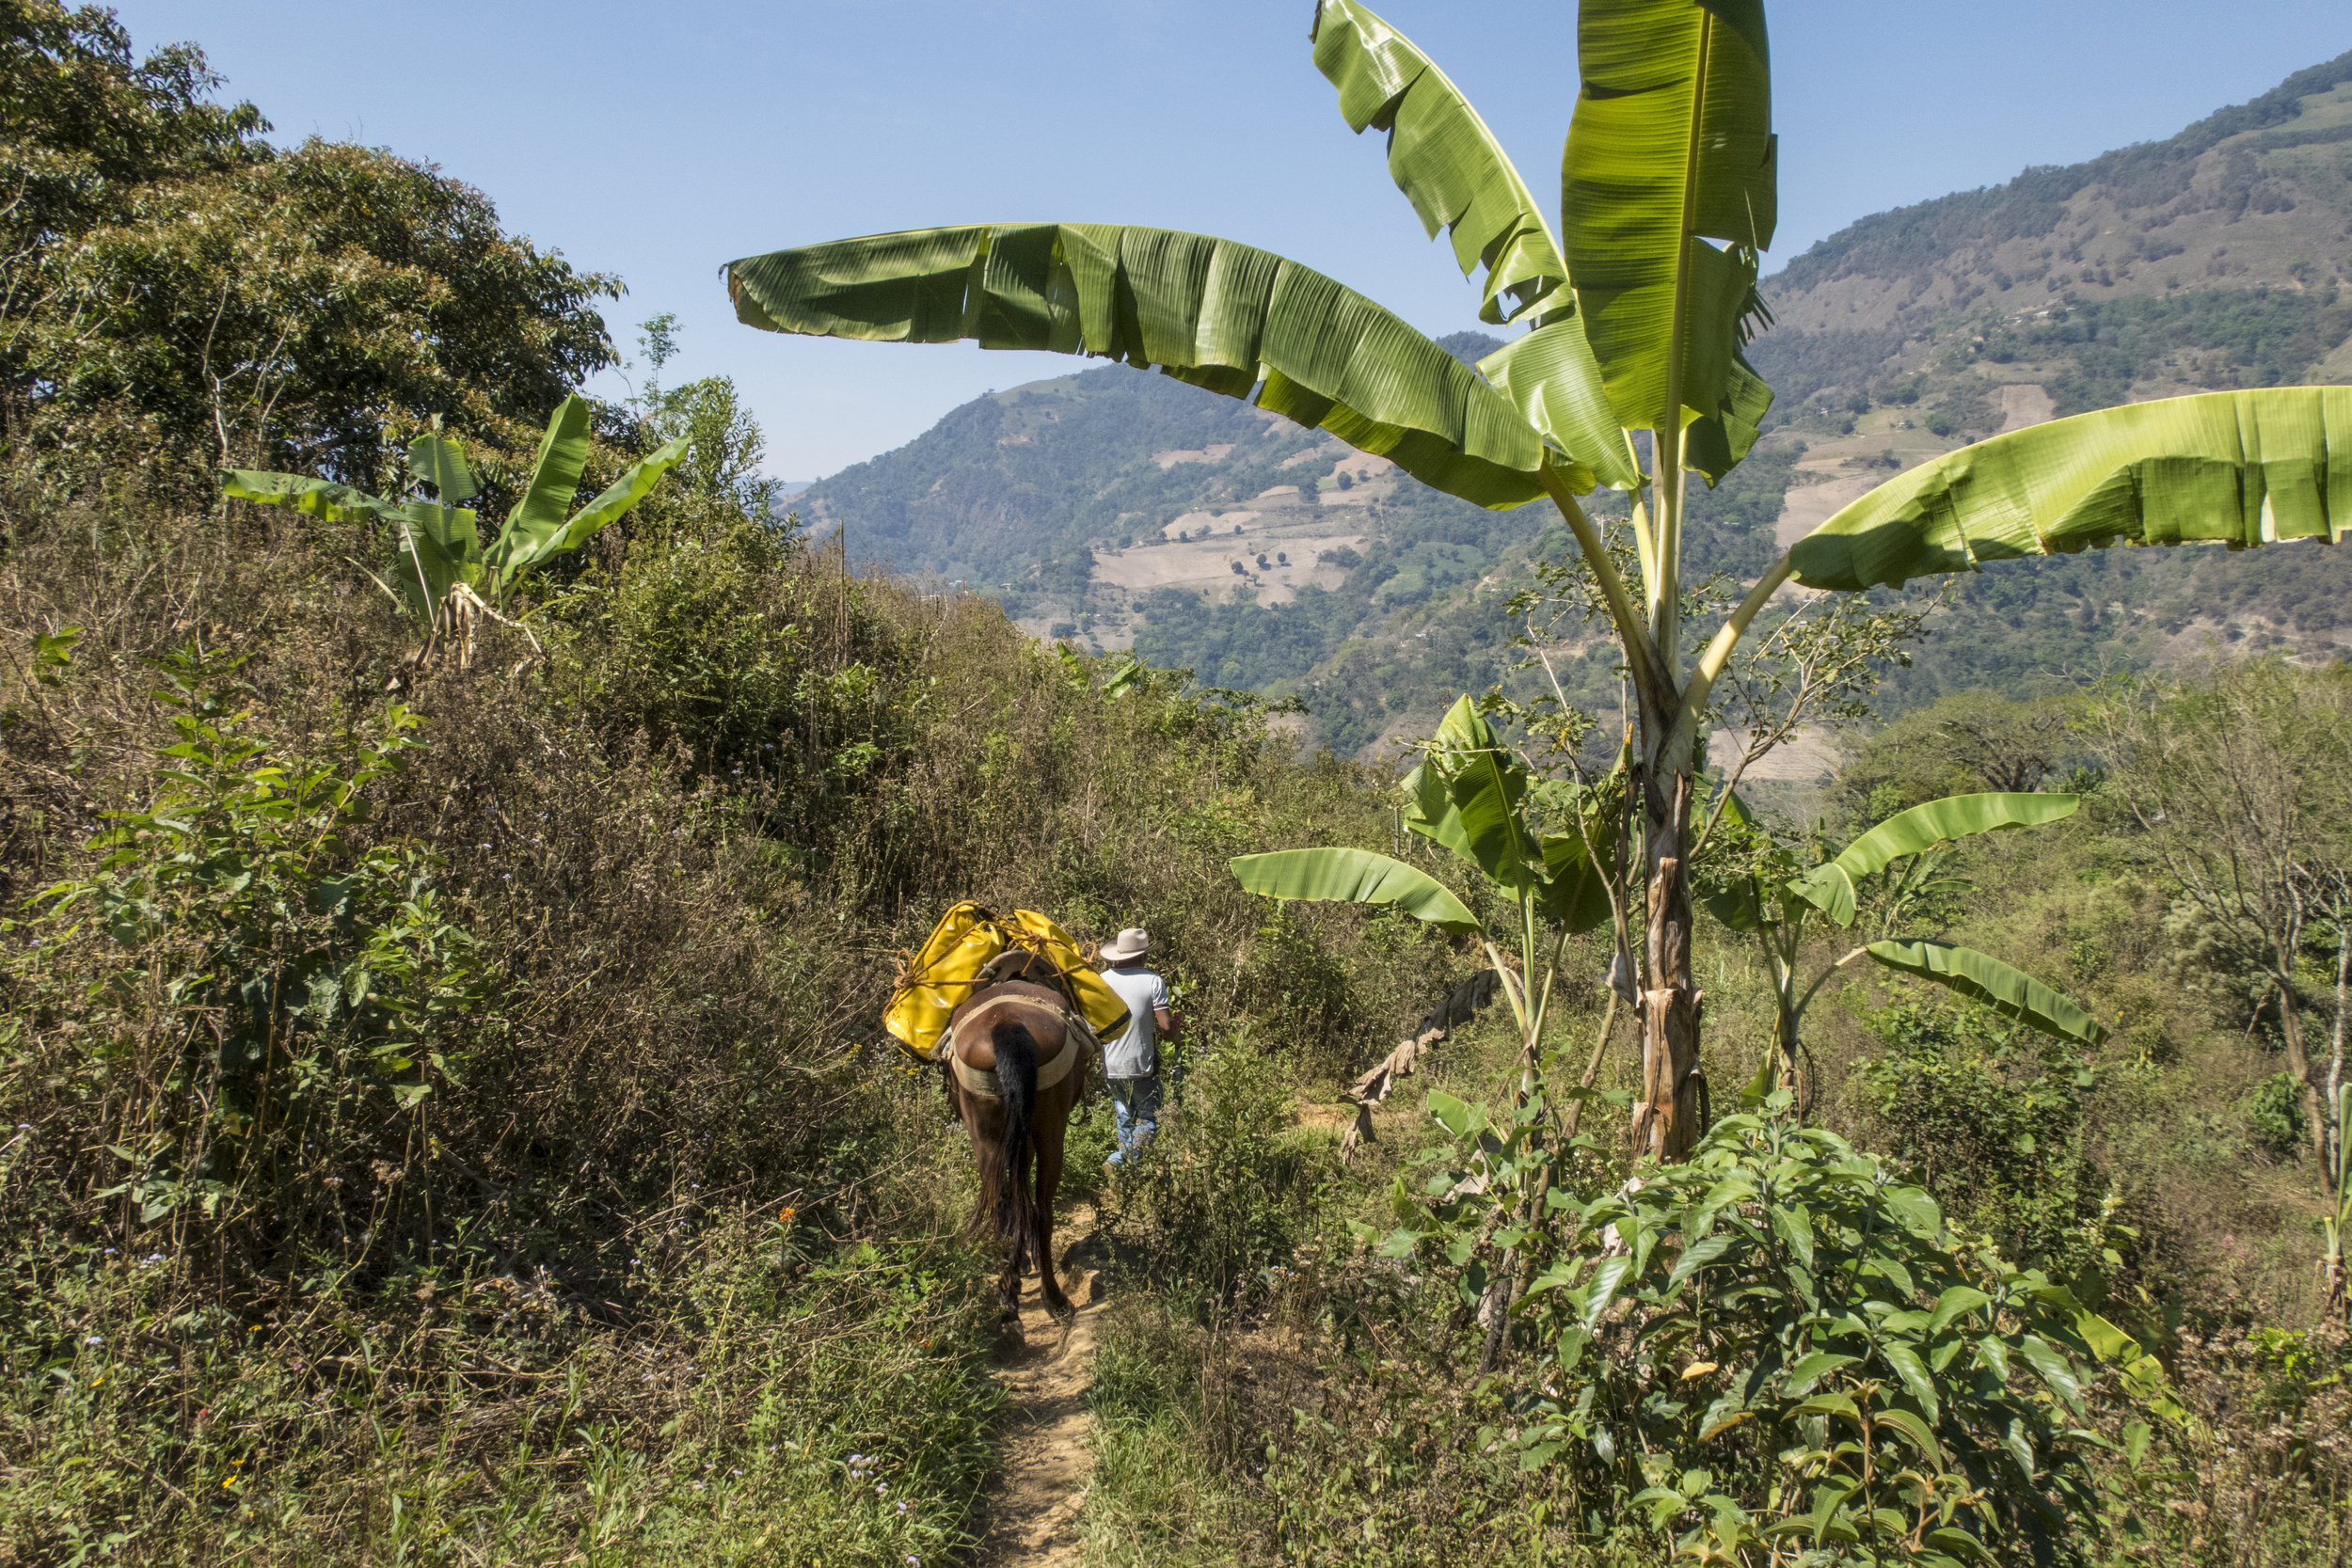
[1790,388,2352,592]
[1406,697,1541,896]
[487,401,689,596]
[553,436,691,542]
[406,436,478,503]
[489,395,596,578]
[1307,0,1632,492]
[1867,940,2108,1048]
[1230,847,1483,934]
[1480,324,1639,490]
[1539,821,1618,932]
[1788,861,1856,928]
[726,224,1551,510]
[1402,754,1475,864]
[1834,793,2078,880]
[1788,793,2080,927]
[1561,0,1776,449]
[394,501,483,626]
[1311,0,1564,327]
[220,469,401,526]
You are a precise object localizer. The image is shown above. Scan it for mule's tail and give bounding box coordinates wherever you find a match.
[991,1021,1040,1250]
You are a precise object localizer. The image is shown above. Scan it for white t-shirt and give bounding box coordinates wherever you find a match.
[1099,965,1169,1079]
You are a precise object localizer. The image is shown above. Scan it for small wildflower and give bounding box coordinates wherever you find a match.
[85,1335,102,1345]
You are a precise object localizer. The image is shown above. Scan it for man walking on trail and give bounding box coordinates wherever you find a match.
[1097,927,1174,1170]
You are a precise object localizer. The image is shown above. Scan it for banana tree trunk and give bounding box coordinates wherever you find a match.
[1770,943,1803,1111]
[1631,741,1704,1160]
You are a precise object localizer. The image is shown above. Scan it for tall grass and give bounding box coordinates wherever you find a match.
[0,477,1465,1562]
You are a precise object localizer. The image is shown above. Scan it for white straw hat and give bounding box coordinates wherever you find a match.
[1101,927,1150,962]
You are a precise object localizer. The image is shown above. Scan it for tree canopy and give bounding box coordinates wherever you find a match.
[0,0,619,494]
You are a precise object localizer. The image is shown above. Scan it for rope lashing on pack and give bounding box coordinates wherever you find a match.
[887,910,1096,1016]
[882,901,1132,1063]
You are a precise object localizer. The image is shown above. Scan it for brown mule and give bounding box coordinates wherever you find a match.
[941,965,1089,1317]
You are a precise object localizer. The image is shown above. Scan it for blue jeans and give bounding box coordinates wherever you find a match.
[1106,1075,1163,1166]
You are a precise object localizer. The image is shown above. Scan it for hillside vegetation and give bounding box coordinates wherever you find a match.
[3,8,2349,1568]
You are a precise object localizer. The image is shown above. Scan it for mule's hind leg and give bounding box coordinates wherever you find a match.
[1032,1081,1076,1318]
[959,1081,1023,1317]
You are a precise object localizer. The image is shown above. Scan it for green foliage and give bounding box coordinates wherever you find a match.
[1107,1043,1337,1298]
[10,114,616,492]
[2249,1070,2310,1161]
[2031,289,2352,416]
[9,645,478,1229]
[1391,1092,2169,1565]
[728,223,1555,510]
[1856,1001,2109,1275]
[1229,847,1483,935]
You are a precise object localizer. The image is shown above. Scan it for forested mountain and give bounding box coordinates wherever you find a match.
[801,51,2352,756]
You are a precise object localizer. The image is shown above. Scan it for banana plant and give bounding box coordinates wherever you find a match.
[1232,696,1621,1100]
[721,0,2346,1159]
[222,395,688,670]
[1706,790,2106,1114]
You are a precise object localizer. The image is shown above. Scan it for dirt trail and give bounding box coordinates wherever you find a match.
[974,1203,1107,1566]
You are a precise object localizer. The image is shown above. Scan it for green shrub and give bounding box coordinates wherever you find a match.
[1853,999,2110,1275]
[2249,1070,2309,1161]
[1385,1090,2175,1565]
[8,646,481,1253]
[1109,1043,1337,1298]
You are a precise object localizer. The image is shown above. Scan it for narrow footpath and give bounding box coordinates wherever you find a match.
[973,1202,1106,1566]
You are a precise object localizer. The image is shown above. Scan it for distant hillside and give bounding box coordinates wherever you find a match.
[800,53,2352,756]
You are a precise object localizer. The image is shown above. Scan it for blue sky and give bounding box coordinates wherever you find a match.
[118,1,2349,481]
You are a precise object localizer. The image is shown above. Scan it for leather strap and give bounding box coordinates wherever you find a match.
[947,998,1096,1101]
[952,1039,1076,1099]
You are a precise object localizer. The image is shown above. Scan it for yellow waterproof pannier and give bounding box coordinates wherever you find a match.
[884,901,1132,1060]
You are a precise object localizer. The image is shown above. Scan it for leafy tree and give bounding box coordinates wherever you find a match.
[2092,662,2352,1191]
[1,4,618,491]
[713,0,2344,1160]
